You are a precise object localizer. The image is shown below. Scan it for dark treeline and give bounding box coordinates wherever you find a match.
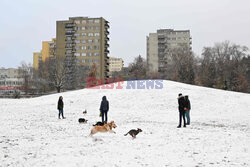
[127,41,249,93]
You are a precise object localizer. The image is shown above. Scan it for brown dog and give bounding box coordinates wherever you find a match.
[90,121,117,136]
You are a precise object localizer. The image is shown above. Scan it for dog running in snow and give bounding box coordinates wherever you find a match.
[90,121,117,136]
[78,118,88,123]
[124,128,142,139]
[83,110,87,114]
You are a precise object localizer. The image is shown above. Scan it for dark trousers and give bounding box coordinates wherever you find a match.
[101,110,108,123]
[58,109,64,119]
[178,111,186,127]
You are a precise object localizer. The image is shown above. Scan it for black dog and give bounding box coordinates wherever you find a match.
[78,118,88,123]
[124,128,142,138]
[83,110,87,114]
[93,121,104,126]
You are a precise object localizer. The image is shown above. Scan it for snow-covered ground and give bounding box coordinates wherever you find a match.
[0,80,249,167]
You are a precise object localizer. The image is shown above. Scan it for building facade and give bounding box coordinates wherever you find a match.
[33,38,56,70]
[0,68,24,95]
[56,17,110,81]
[147,29,192,75]
[109,57,124,72]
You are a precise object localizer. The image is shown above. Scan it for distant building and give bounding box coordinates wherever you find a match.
[109,57,124,72]
[33,38,56,70]
[0,68,24,95]
[33,52,42,70]
[55,17,110,81]
[147,29,192,76]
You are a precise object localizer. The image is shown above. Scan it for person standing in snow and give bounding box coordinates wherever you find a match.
[57,96,65,119]
[177,93,186,128]
[184,95,191,125]
[100,96,109,123]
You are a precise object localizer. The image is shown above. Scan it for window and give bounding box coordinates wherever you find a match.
[88,46,93,50]
[82,59,86,63]
[88,26,93,30]
[75,46,81,50]
[75,26,80,30]
[88,33,93,36]
[88,19,94,23]
[75,33,80,37]
[94,39,100,43]
[94,19,100,23]
[82,53,87,56]
[172,38,176,40]
[94,45,100,50]
[88,53,93,56]
[82,20,87,24]
[82,46,87,50]
[94,33,100,36]
[82,40,86,43]
[75,40,80,44]
[75,53,80,56]
[82,33,87,36]
[94,26,99,30]
[82,26,86,30]
[88,39,93,43]
[74,20,80,24]
[94,52,100,56]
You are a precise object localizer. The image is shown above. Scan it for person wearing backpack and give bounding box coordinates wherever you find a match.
[100,96,109,123]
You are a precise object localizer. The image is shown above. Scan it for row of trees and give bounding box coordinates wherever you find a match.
[18,55,91,94]
[18,41,249,94]
[127,41,249,93]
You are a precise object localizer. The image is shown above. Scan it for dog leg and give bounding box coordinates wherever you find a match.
[109,130,116,134]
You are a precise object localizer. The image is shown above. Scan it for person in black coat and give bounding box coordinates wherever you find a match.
[184,95,191,125]
[177,93,186,128]
[57,96,65,119]
[100,96,109,123]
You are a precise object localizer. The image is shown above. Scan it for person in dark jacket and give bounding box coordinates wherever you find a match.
[100,96,109,123]
[57,96,65,119]
[177,93,186,128]
[184,95,191,125]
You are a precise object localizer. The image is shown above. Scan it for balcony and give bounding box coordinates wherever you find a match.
[65,33,74,36]
[105,31,110,35]
[104,49,110,53]
[105,37,110,41]
[65,24,75,28]
[105,22,110,28]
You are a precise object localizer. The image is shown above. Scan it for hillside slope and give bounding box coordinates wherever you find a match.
[0,80,249,166]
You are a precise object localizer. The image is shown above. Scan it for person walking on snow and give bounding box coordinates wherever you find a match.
[100,96,109,123]
[184,95,191,125]
[177,93,186,128]
[57,96,65,119]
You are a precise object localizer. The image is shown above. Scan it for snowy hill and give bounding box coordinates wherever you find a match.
[0,80,249,167]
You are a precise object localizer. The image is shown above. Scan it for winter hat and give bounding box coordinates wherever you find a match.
[178,93,182,97]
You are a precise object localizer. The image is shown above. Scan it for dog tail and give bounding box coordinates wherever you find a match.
[124,132,128,136]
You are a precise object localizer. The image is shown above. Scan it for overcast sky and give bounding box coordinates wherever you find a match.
[0,0,250,68]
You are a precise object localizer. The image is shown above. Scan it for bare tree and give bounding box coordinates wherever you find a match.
[18,62,33,95]
[128,55,147,79]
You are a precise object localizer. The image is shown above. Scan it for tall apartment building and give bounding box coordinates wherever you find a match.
[109,57,124,72]
[147,29,192,75]
[33,38,56,70]
[56,17,110,81]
